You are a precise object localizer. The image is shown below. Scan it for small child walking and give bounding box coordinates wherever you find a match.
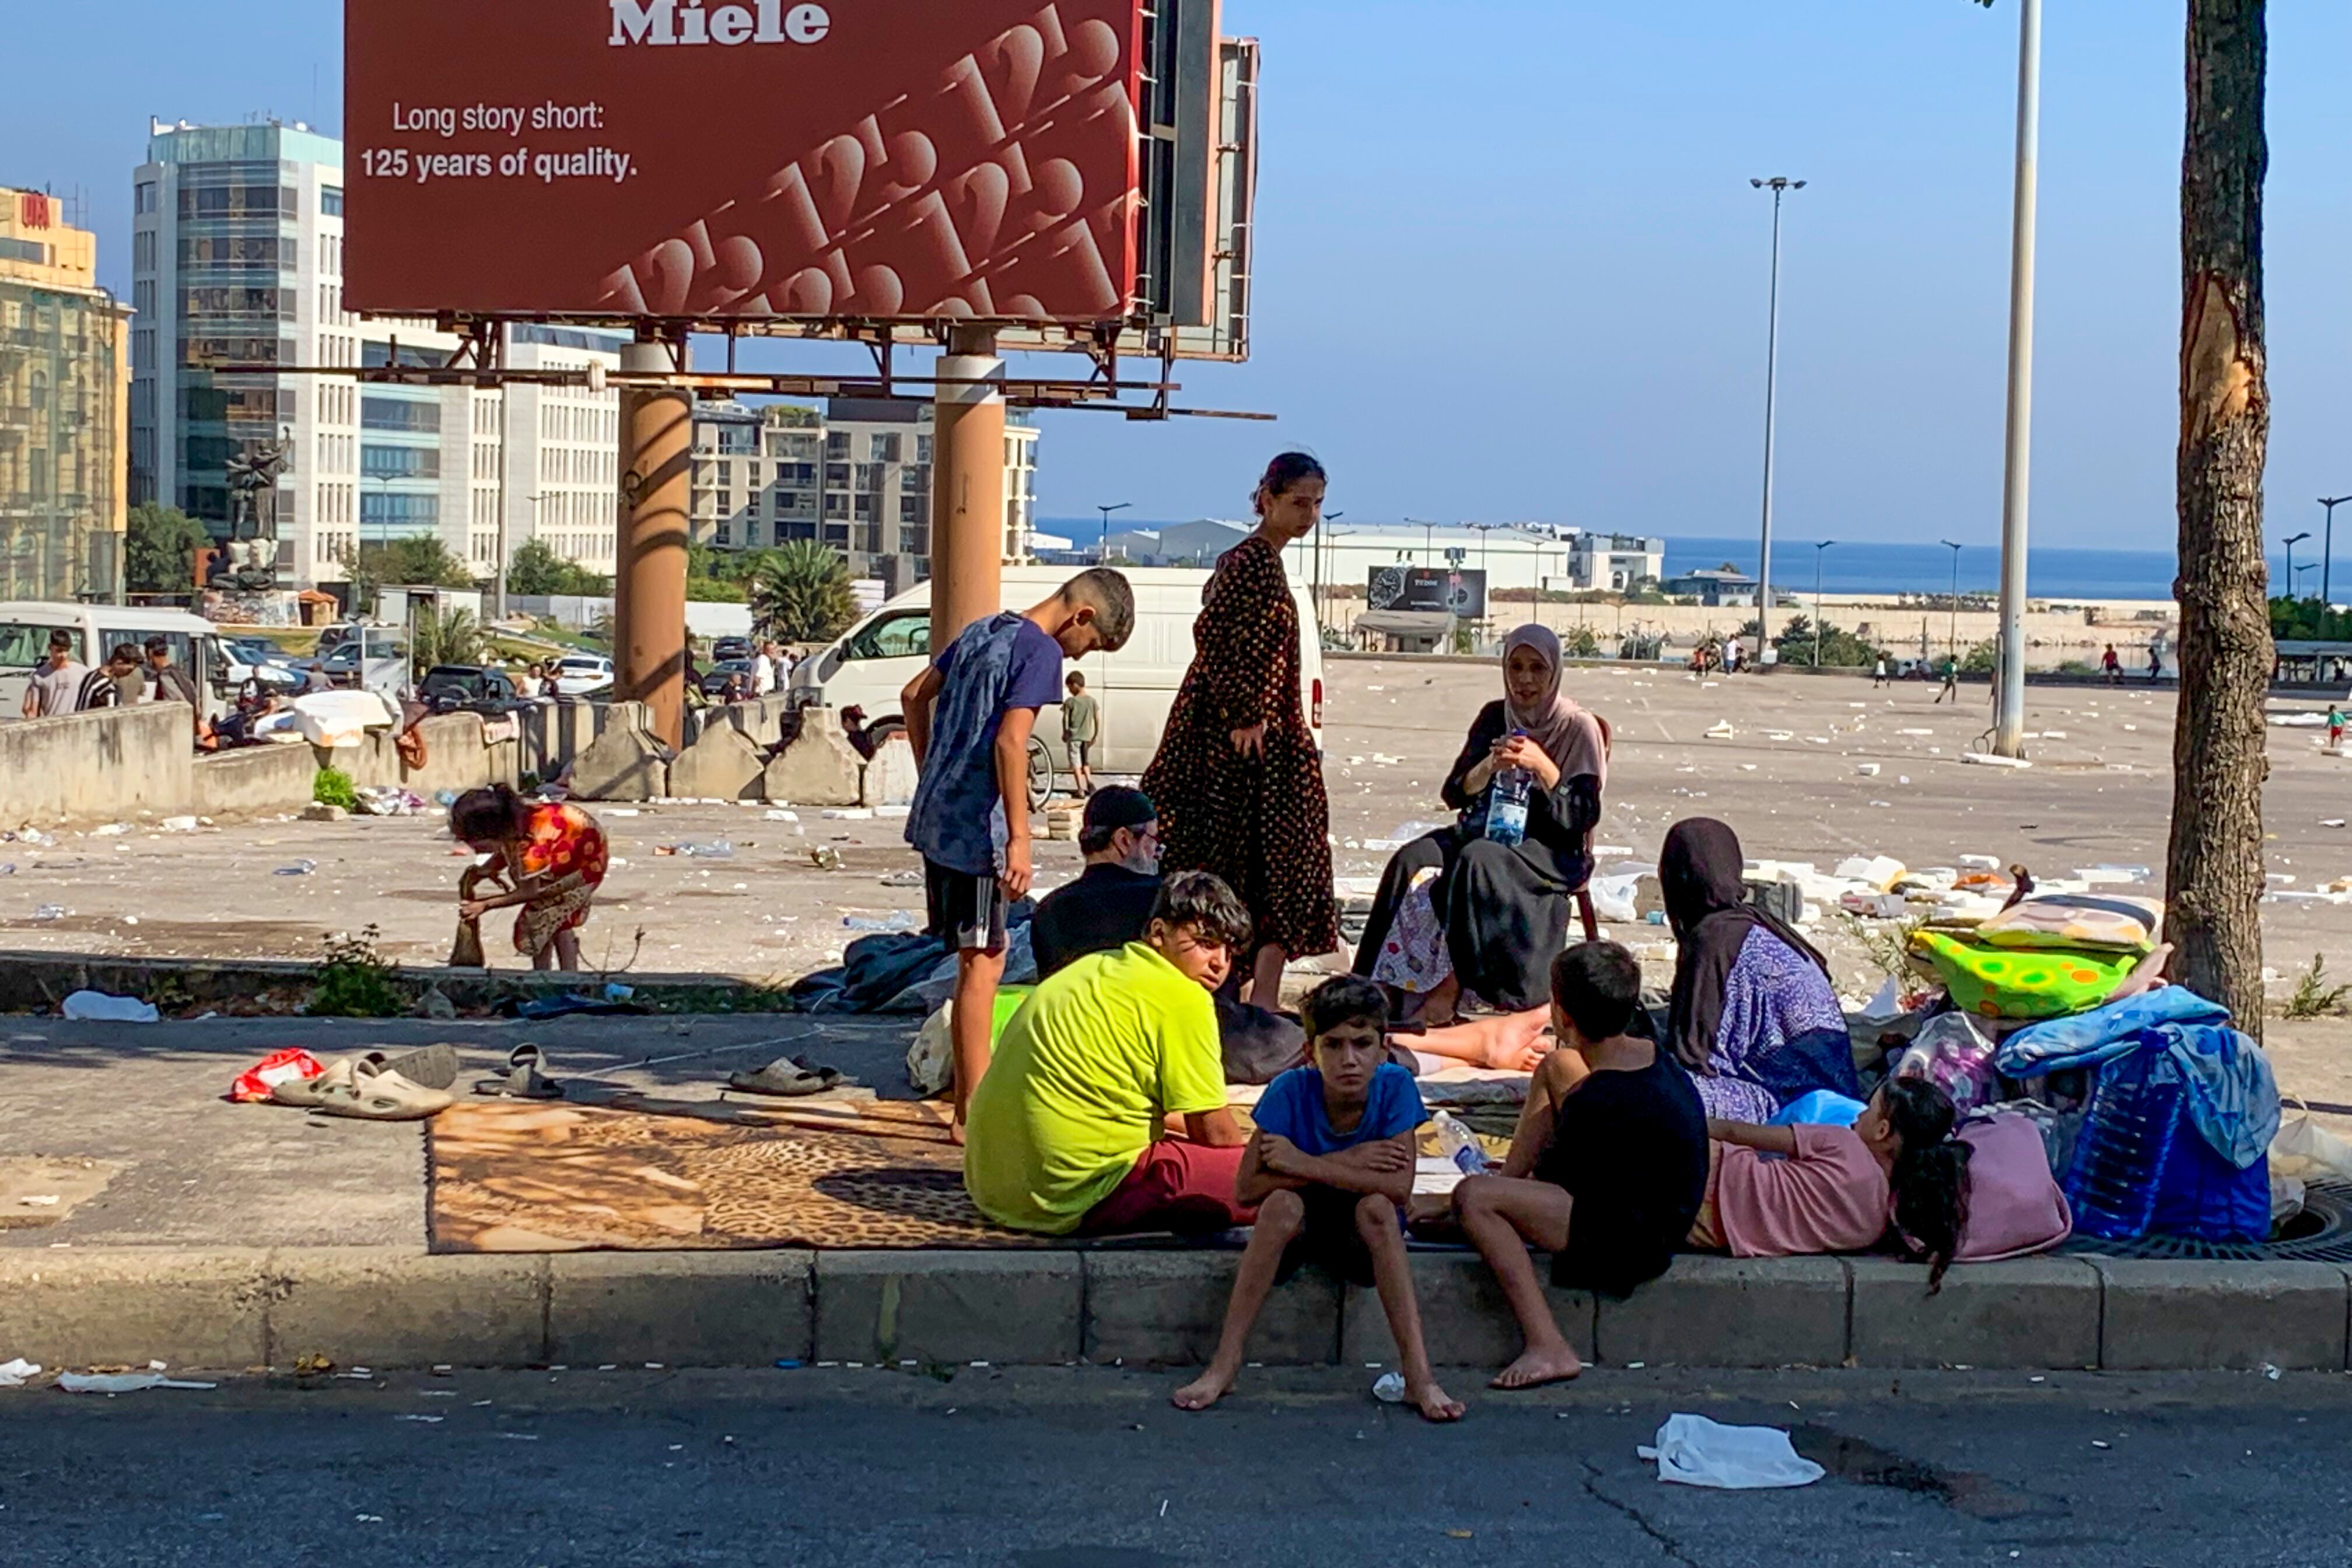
[1062,670,1100,796]
[1173,976,1463,1422]
[2329,705,2345,752]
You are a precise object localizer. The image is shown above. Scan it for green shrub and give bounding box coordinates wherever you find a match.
[310,926,405,1019]
[313,766,359,810]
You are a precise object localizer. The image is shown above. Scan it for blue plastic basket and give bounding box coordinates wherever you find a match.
[2062,1046,2183,1242]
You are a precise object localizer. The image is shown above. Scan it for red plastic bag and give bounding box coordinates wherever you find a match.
[230,1048,326,1104]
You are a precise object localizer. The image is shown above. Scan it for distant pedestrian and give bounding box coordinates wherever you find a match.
[303,661,332,693]
[1934,656,1959,704]
[104,644,148,707]
[2330,705,2345,751]
[1725,635,1745,676]
[1062,670,1099,796]
[2102,643,2122,686]
[21,631,91,719]
[1872,656,1889,689]
[2147,646,2164,683]
[751,640,778,696]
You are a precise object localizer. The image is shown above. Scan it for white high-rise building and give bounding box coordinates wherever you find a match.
[131,120,621,590]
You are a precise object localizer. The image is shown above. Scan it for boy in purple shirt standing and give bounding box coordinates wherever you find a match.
[1174,976,1462,1422]
[901,568,1135,1140]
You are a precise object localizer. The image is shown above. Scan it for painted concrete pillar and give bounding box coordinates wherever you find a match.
[615,338,691,748]
[929,325,1006,649]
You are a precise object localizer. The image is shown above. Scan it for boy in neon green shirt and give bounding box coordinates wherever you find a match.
[964,872,1254,1236]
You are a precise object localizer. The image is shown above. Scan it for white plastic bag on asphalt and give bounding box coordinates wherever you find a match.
[1639,1414,1825,1489]
[60,990,160,1023]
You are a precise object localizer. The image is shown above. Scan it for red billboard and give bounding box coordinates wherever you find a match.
[344,0,1143,323]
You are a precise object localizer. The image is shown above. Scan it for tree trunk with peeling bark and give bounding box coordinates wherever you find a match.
[2169,0,2272,1035]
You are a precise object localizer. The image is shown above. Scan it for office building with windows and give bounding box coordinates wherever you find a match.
[691,397,1039,589]
[131,120,621,589]
[1,187,131,601]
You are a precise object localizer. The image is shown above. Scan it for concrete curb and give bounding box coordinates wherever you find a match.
[4,1247,2347,1375]
[0,949,783,1014]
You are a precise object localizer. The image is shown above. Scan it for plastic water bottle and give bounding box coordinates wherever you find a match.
[1433,1111,1490,1177]
[1371,1371,1407,1404]
[677,839,734,859]
[2062,1047,2184,1241]
[1483,732,1532,848]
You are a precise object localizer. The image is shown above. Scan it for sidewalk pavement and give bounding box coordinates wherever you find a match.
[7,1017,2351,1379]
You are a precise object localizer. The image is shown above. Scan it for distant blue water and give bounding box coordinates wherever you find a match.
[1665,536,2185,602]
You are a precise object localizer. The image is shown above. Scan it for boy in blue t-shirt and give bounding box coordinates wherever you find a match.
[902,569,1135,1139]
[1172,977,1462,1422]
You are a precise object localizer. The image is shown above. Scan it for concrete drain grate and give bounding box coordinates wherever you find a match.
[2062,1178,2352,1263]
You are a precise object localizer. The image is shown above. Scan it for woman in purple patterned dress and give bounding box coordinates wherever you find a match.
[1659,817,1860,1121]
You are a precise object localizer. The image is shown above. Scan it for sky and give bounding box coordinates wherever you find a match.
[6,1,2348,556]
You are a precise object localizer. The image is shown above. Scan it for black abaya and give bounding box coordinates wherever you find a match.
[1351,700,1602,1012]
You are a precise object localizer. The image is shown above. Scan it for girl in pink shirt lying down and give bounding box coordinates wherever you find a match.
[1689,1077,1971,1290]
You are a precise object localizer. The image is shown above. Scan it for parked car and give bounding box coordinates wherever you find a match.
[551,654,615,696]
[712,636,754,663]
[700,658,755,698]
[222,637,305,694]
[420,664,522,714]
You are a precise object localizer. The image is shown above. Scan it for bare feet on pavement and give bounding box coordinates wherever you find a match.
[1490,1344,1583,1390]
[1171,1367,1237,1411]
[1410,1378,1467,1423]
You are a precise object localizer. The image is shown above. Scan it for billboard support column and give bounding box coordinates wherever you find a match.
[617,337,691,748]
[930,325,1006,649]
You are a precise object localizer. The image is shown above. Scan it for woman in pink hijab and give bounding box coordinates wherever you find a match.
[1352,624,1608,1025]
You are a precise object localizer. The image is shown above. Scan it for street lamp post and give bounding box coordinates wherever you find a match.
[2322,496,2351,608]
[2296,562,2318,598]
[2284,531,2311,601]
[1095,501,1131,565]
[1988,0,2043,757]
[1751,175,1806,670]
[1812,540,1834,666]
[1940,540,1964,662]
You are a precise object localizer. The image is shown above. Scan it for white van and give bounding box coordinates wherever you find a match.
[789,566,1325,778]
[0,603,229,722]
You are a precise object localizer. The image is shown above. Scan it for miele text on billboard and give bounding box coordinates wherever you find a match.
[344,0,1145,323]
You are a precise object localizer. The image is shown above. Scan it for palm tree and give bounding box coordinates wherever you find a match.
[748,542,858,644]
[411,607,487,674]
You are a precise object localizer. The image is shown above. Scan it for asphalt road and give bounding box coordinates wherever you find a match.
[1,1367,2344,1566]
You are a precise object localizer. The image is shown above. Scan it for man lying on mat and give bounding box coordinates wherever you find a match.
[963,872,1254,1237]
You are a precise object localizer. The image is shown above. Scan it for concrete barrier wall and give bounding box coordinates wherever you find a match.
[0,705,197,827]
[192,743,319,818]
[1,705,542,828]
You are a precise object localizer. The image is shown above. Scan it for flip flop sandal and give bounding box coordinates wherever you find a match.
[268,1055,355,1110]
[727,1056,853,1098]
[474,1042,564,1101]
[363,1044,460,1091]
[314,1059,456,1122]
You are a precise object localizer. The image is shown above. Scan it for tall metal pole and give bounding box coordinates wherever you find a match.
[2322,496,2350,608]
[1751,177,1804,667]
[491,321,511,624]
[1941,540,1963,660]
[1812,540,1832,667]
[1992,0,2042,757]
[2284,531,2309,602]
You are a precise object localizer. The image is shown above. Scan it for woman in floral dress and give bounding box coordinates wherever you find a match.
[1140,453,1339,1005]
[451,784,611,971]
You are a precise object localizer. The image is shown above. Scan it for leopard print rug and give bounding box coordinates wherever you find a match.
[426,1098,1058,1253]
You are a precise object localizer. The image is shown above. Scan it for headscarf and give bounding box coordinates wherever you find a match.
[1500,625,1607,788]
[1660,817,1829,1070]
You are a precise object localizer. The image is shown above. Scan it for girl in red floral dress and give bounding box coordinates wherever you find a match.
[450,785,611,971]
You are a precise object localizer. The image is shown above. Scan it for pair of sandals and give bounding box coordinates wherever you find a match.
[269,1045,460,1121]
